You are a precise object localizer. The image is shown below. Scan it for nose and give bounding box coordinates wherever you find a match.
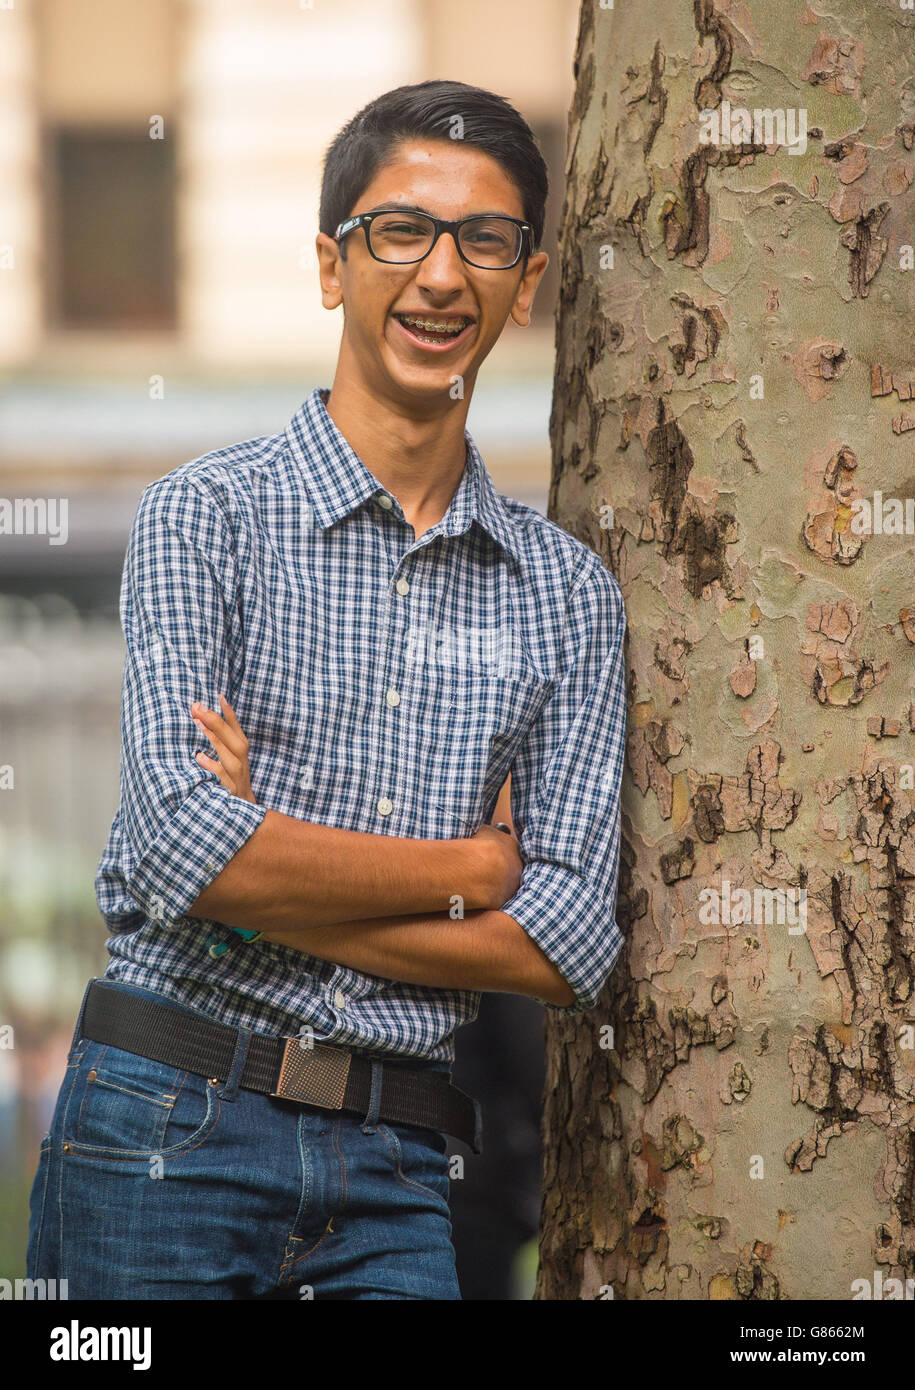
[412,229,468,296]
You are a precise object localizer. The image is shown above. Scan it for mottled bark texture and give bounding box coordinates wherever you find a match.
[539,0,915,1300]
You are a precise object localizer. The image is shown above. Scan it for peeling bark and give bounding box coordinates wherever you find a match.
[541,0,915,1301]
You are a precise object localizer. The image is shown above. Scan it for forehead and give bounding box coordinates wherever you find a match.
[355,139,524,220]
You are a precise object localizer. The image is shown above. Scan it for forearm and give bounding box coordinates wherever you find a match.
[259,908,576,1006]
[188,808,493,932]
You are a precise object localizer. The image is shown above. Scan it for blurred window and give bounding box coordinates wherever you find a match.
[47,128,177,330]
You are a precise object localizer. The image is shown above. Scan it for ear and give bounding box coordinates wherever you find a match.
[510,251,549,328]
[317,232,344,310]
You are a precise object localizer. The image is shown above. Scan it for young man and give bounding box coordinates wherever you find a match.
[27,80,627,1300]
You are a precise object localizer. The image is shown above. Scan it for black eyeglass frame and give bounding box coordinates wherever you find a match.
[334,209,534,270]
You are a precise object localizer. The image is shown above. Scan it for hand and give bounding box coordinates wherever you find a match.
[471,820,523,908]
[191,693,257,804]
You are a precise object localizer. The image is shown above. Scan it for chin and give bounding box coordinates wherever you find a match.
[382,354,472,400]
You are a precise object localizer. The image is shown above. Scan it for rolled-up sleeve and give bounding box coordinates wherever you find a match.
[500,556,627,1013]
[109,477,266,926]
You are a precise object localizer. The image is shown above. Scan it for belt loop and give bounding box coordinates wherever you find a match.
[69,977,97,1056]
[361,1059,384,1133]
[471,1096,484,1156]
[217,1024,252,1102]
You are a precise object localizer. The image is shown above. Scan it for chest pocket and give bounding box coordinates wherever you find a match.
[401,664,555,830]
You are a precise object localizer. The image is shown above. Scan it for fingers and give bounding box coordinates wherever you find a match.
[191,697,246,753]
[195,748,234,794]
[194,717,242,778]
[191,695,248,779]
[217,693,247,744]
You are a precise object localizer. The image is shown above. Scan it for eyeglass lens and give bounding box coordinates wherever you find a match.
[368,212,522,267]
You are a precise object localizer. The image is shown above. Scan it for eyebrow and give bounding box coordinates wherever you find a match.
[364,201,517,219]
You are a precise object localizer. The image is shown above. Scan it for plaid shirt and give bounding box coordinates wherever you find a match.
[97,387,627,1061]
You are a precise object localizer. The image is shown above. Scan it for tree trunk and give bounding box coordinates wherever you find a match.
[538,0,915,1301]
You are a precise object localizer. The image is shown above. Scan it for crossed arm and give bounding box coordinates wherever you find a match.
[187,696,576,1006]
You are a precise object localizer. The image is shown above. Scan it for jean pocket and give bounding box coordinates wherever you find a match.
[376,1122,451,1207]
[65,1042,220,1159]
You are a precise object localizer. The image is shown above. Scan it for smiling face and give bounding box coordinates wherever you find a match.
[316,139,549,411]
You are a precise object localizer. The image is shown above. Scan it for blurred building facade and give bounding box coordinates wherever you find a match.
[1,0,578,602]
[1,0,575,368]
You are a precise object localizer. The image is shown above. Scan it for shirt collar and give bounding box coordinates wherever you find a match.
[285,388,526,572]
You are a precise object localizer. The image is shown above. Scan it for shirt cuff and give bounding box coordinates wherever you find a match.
[500,860,624,1014]
[128,780,267,925]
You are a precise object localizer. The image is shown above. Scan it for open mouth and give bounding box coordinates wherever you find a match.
[392,313,475,349]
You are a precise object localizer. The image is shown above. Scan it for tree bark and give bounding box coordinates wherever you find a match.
[539,0,915,1300]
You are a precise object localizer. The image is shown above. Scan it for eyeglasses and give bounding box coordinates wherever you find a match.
[334,209,532,270]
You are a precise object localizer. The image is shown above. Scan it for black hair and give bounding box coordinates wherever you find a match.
[319,79,549,259]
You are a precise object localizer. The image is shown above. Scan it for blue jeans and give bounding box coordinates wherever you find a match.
[27,978,461,1300]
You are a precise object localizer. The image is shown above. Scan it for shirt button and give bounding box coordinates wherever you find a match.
[376,796,393,816]
[377,493,393,510]
[333,988,347,1010]
[395,577,409,595]
[385,689,400,707]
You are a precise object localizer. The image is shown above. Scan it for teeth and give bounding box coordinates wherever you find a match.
[400,315,468,335]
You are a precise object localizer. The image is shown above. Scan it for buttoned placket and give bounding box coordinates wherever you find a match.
[371,491,409,828]
[368,488,460,830]
[327,487,438,1016]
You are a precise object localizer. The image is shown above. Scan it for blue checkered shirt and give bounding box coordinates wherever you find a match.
[97,388,627,1061]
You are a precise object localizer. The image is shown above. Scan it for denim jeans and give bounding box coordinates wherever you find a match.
[27,978,461,1300]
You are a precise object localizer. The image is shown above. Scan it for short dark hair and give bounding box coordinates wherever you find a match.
[319,80,549,258]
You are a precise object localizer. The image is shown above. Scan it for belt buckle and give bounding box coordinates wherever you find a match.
[272,1039,352,1109]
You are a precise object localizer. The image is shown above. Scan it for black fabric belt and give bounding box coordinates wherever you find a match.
[80,980,482,1153]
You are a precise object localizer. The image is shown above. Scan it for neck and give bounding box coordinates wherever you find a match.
[323,351,476,531]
